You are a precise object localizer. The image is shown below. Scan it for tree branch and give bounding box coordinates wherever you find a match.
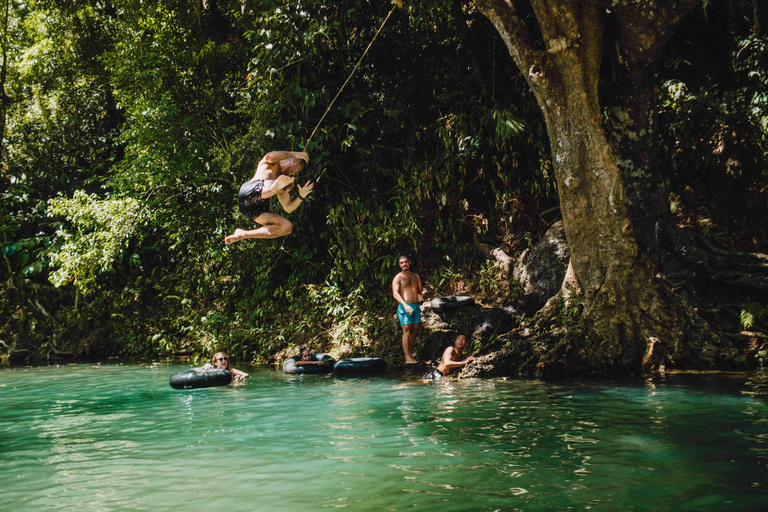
[475,0,540,74]
[475,240,514,275]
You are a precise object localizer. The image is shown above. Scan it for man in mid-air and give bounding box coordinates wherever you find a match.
[225,150,314,244]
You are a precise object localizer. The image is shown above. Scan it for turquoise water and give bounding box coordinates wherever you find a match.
[1,364,767,511]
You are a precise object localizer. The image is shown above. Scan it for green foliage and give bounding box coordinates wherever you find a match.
[477,260,504,298]
[1,236,51,276]
[732,33,768,140]
[656,4,768,251]
[2,0,765,367]
[740,300,766,331]
[548,290,584,331]
[430,263,466,296]
[47,191,144,294]
[0,0,551,365]
[305,278,385,350]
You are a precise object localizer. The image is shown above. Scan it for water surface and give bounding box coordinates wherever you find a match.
[1,364,767,511]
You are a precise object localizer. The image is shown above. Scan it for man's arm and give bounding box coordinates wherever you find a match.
[392,276,413,314]
[262,151,308,164]
[416,274,426,302]
[277,181,313,213]
[261,175,294,199]
[441,348,475,370]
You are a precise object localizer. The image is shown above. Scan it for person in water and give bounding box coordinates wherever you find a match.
[294,346,331,367]
[224,150,314,244]
[202,351,250,380]
[423,333,475,380]
[392,254,427,364]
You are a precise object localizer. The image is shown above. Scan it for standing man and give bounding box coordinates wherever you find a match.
[224,150,314,244]
[392,254,426,364]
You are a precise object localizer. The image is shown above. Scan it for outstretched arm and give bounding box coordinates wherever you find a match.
[277,181,314,213]
[231,368,249,380]
[295,360,327,366]
[440,348,475,370]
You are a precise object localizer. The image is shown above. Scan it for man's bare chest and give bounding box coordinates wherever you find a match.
[398,272,416,288]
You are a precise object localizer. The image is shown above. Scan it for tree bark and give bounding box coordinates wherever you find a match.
[476,0,719,377]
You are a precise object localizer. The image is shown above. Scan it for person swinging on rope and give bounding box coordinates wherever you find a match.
[225,150,314,244]
[223,1,402,245]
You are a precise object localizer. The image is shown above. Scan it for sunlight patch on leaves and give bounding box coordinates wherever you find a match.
[47,191,145,294]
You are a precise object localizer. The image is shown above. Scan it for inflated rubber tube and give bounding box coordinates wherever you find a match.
[430,295,475,312]
[169,368,233,389]
[283,353,335,374]
[333,357,387,375]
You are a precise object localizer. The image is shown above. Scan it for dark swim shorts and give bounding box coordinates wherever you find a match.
[422,368,443,380]
[238,178,269,220]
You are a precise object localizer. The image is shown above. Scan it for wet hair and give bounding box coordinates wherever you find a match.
[455,333,469,341]
[397,254,410,263]
[299,346,309,356]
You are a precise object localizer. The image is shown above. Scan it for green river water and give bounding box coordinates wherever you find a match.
[1,363,767,511]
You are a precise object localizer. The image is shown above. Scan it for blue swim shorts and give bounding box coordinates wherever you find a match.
[397,303,422,326]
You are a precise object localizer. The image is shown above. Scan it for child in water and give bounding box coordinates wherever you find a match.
[202,351,250,380]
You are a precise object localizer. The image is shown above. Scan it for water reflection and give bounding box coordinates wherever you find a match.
[1,366,768,510]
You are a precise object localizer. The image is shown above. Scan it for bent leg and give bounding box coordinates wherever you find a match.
[225,213,293,244]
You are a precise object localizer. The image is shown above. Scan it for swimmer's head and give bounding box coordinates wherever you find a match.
[299,346,311,360]
[212,351,229,369]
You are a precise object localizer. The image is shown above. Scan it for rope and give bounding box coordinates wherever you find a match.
[292,3,400,235]
[304,5,398,148]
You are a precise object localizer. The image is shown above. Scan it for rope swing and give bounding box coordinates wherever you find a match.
[304,1,402,148]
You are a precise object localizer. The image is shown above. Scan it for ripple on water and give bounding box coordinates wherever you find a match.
[1,365,768,510]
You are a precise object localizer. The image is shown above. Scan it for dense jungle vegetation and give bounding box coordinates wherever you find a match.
[1,0,767,373]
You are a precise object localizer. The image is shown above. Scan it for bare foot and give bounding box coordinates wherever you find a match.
[225,228,247,245]
[405,358,419,364]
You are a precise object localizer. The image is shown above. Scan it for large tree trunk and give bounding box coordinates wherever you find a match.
[476,0,718,377]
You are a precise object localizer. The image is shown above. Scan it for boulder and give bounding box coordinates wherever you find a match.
[511,220,570,313]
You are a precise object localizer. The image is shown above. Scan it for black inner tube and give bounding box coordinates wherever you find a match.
[333,357,387,375]
[169,368,233,389]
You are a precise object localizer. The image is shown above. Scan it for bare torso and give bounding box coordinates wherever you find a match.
[436,347,462,375]
[393,271,421,304]
[252,154,297,199]
[253,159,280,181]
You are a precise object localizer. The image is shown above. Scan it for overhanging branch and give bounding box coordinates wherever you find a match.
[475,0,540,73]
